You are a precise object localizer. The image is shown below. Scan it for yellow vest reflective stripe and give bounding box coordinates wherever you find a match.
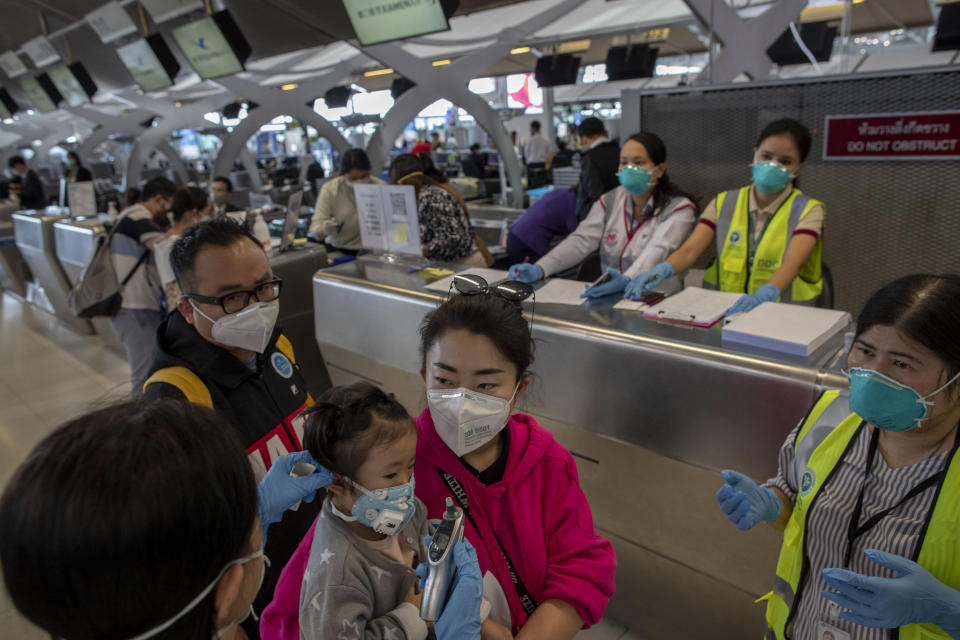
[702,186,823,303]
[763,391,960,639]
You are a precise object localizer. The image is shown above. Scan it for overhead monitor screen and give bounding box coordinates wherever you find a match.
[0,88,18,118]
[117,35,180,91]
[19,75,57,113]
[48,65,90,106]
[171,11,250,80]
[0,102,10,120]
[342,0,450,46]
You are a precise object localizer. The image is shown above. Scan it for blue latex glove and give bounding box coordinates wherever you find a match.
[508,262,544,283]
[623,262,674,300]
[416,537,483,640]
[582,267,630,299]
[822,550,960,636]
[726,283,780,316]
[716,469,782,531]
[257,451,334,540]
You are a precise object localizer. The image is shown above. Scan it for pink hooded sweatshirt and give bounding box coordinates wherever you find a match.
[415,409,616,633]
[260,409,616,639]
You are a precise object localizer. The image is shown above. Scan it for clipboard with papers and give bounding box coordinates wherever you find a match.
[641,287,743,327]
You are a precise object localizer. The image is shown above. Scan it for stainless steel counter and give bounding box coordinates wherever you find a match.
[313,259,849,639]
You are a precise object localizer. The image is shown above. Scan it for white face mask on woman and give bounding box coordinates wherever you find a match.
[124,548,269,640]
[426,384,520,456]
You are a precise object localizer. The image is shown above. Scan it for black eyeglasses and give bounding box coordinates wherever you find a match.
[451,274,534,302]
[183,278,283,314]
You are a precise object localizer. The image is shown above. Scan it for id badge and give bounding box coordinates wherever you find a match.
[817,620,851,640]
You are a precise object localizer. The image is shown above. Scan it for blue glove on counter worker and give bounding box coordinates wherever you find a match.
[508,262,544,283]
[624,262,675,300]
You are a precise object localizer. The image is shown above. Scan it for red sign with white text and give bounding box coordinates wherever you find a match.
[823,111,960,160]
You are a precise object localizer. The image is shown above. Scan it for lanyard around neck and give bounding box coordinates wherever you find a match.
[843,427,958,567]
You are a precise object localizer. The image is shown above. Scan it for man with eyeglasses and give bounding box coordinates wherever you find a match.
[141,218,318,638]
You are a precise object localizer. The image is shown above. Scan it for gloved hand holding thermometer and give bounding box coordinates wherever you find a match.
[257,451,334,542]
[417,528,484,639]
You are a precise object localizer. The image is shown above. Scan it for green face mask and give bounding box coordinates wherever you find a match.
[848,367,960,432]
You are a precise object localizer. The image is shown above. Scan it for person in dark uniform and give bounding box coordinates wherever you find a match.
[210,176,242,217]
[141,218,320,638]
[575,117,619,221]
[7,156,45,209]
[462,143,485,178]
[67,151,93,182]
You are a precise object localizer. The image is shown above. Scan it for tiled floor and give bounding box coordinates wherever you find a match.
[0,292,641,640]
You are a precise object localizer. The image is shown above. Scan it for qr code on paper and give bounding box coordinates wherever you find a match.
[390,192,407,219]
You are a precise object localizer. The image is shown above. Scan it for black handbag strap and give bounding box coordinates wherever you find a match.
[439,470,539,617]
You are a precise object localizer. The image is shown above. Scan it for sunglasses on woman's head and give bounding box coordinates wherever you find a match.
[451,274,535,302]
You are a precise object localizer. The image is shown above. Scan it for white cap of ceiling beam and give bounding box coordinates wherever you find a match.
[86,1,139,44]
[140,0,204,24]
[0,51,28,77]
[22,36,59,68]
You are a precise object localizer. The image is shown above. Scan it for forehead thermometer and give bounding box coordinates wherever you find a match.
[420,497,466,622]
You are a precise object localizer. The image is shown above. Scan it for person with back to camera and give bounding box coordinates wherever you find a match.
[508,131,698,296]
[389,153,474,263]
[310,148,384,255]
[627,118,826,314]
[717,274,960,640]
[293,383,434,640]
[0,396,481,640]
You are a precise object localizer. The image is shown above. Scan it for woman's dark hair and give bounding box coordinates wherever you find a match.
[340,148,371,174]
[419,293,534,381]
[389,153,439,196]
[756,118,812,162]
[417,151,448,184]
[626,131,700,216]
[302,383,414,484]
[855,274,960,380]
[170,186,208,223]
[0,398,258,640]
[125,186,141,207]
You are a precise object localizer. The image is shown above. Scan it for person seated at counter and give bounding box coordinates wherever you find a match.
[210,176,242,218]
[626,119,825,313]
[7,155,45,210]
[141,218,321,637]
[463,142,486,178]
[66,150,92,182]
[154,186,210,311]
[506,186,578,265]
[389,153,474,263]
[717,273,960,640]
[508,132,698,293]
[309,148,384,255]
[265,281,617,639]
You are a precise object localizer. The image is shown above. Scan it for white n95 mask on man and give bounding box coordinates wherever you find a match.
[191,300,279,353]
[427,385,519,457]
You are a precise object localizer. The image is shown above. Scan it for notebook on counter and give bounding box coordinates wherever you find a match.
[722,302,852,357]
[641,287,743,327]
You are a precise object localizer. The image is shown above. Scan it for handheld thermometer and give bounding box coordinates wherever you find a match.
[420,497,466,622]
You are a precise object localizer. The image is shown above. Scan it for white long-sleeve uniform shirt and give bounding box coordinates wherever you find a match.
[535,186,697,279]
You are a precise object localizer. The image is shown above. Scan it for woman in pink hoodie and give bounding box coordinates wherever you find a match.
[415,285,616,639]
[263,282,615,640]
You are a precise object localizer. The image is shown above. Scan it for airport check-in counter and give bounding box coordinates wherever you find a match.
[468,204,521,253]
[269,242,332,396]
[313,260,849,639]
[53,217,125,353]
[0,201,30,297]
[13,209,95,335]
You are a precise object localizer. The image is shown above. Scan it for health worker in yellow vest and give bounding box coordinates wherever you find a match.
[624,119,824,314]
[716,274,960,640]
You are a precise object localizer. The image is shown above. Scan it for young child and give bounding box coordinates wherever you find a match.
[298,382,432,640]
